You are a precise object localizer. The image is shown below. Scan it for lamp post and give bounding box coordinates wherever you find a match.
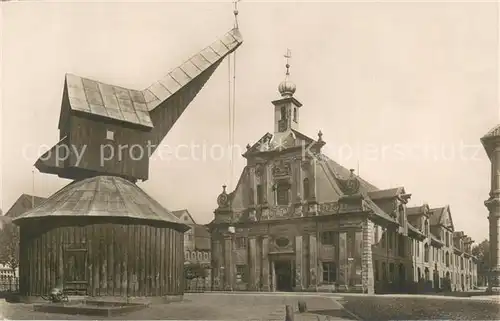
[347,257,354,291]
[220,266,225,291]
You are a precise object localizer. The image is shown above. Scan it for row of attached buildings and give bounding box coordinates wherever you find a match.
[206,71,478,294]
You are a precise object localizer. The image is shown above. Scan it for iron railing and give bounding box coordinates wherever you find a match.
[0,277,19,292]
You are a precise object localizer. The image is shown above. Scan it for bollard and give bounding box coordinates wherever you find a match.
[285,304,294,321]
[298,300,307,313]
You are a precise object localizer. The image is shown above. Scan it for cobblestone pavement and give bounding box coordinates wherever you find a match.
[1,292,498,320]
[0,293,354,320]
[337,295,500,320]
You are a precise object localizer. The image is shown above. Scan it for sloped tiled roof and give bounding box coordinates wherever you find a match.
[172,209,196,224]
[407,206,423,216]
[194,225,211,250]
[4,194,47,218]
[13,176,188,231]
[429,207,446,226]
[408,222,426,238]
[368,187,403,200]
[61,28,243,129]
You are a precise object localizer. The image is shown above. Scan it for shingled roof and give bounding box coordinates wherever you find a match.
[59,28,242,130]
[12,176,188,231]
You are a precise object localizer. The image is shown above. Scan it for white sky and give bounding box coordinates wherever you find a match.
[0,1,498,243]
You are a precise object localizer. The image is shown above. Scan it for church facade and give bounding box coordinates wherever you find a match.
[208,67,477,294]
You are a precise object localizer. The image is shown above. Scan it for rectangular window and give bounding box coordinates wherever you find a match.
[322,262,336,284]
[236,265,247,283]
[257,184,264,204]
[106,129,114,140]
[321,231,336,245]
[398,234,405,257]
[374,260,379,281]
[303,178,310,200]
[235,237,247,249]
[276,182,290,205]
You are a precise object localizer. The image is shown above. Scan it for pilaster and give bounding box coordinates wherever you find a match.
[485,145,500,292]
[308,158,318,215]
[248,236,258,291]
[294,157,303,217]
[307,233,318,291]
[212,238,223,290]
[338,232,348,290]
[223,235,234,291]
[294,235,304,291]
[249,167,256,206]
[362,219,375,294]
[261,236,270,291]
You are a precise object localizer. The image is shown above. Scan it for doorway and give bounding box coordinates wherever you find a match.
[63,247,88,295]
[274,260,293,291]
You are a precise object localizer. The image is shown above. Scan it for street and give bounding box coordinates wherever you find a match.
[0,292,498,320]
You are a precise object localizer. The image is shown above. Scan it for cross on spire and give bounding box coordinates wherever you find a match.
[284,48,292,76]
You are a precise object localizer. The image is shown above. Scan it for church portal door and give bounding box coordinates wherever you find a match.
[274,260,293,291]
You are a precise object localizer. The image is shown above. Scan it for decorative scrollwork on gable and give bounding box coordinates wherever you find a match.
[255,164,264,177]
[319,202,340,215]
[336,170,360,195]
[272,160,291,177]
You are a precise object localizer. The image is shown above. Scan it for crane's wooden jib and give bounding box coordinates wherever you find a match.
[35,28,243,182]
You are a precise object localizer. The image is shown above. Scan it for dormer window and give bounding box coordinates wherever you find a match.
[106,129,114,140]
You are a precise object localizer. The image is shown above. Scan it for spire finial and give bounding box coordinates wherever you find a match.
[233,0,240,29]
[284,48,292,76]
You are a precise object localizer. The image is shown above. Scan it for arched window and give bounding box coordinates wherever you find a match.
[249,187,254,204]
[281,106,287,120]
[293,108,297,122]
[445,252,450,267]
[185,251,190,261]
[303,178,310,200]
[424,244,429,262]
[424,220,429,235]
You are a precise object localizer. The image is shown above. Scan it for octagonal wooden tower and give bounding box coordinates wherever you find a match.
[13,26,243,302]
[14,176,189,300]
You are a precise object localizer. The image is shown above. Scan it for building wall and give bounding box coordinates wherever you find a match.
[210,216,478,293]
[18,219,184,297]
[68,115,149,180]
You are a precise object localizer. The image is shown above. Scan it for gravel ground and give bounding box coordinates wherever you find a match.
[337,295,500,320]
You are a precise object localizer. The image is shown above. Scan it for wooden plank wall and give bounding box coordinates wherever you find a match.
[69,115,149,180]
[19,223,183,297]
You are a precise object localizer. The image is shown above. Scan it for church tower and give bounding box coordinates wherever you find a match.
[272,49,302,133]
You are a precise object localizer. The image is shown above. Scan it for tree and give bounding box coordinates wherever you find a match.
[472,239,489,286]
[0,218,20,276]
